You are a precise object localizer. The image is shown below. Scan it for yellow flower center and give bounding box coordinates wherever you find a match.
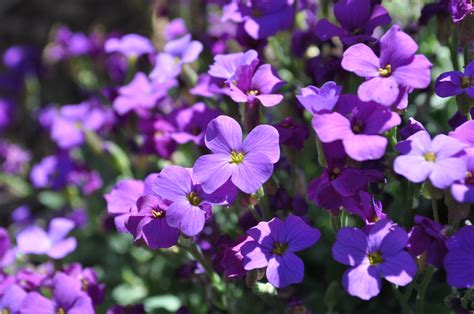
[378,64,392,77]
[466,171,474,184]
[462,76,472,89]
[424,152,436,162]
[151,209,165,219]
[247,90,259,96]
[57,309,66,314]
[368,251,383,266]
[2,309,11,314]
[272,242,288,256]
[187,192,202,206]
[230,151,245,164]
[331,167,341,180]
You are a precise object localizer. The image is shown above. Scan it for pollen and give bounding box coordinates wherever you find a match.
[187,192,202,206]
[272,242,288,256]
[57,309,66,314]
[461,76,472,89]
[378,64,392,77]
[424,152,436,162]
[230,151,245,164]
[368,251,383,266]
[248,90,259,96]
[466,171,474,185]
[151,209,165,219]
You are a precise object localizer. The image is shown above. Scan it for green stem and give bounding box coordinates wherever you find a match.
[416,267,435,314]
[249,205,262,221]
[431,198,440,223]
[466,112,472,121]
[392,285,410,314]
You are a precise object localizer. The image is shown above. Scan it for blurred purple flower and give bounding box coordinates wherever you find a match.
[241,215,320,288]
[315,0,391,45]
[30,153,73,189]
[64,263,105,305]
[435,60,474,98]
[297,81,342,114]
[17,218,76,259]
[105,34,155,58]
[346,191,386,225]
[0,98,13,130]
[274,117,310,150]
[342,25,432,106]
[444,225,474,287]
[394,130,467,189]
[451,155,474,203]
[164,18,188,41]
[221,236,252,279]
[0,141,31,175]
[194,115,280,194]
[208,49,258,82]
[449,0,473,22]
[332,219,416,300]
[139,115,178,159]
[0,284,27,314]
[11,205,33,226]
[45,26,93,62]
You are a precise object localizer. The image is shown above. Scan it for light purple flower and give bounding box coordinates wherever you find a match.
[341,25,432,106]
[332,219,417,300]
[451,156,474,203]
[444,225,474,288]
[229,62,285,107]
[150,34,203,83]
[63,263,105,305]
[21,273,94,314]
[125,195,180,248]
[105,34,155,58]
[394,130,467,189]
[139,115,178,159]
[0,284,27,314]
[29,153,73,189]
[241,215,320,288]
[315,0,391,46]
[0,141,31,175]
[16,218,76,259]
[296,81,342,114]
[312,95,401,161]
[435,60,474,98]
[345,191,387,225]
[164,18,188,41]
[113,72,176,116]
[153,166,237,236]
[193,115,280,194]
[208,50,258,82]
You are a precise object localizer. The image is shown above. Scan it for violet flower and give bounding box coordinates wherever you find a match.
[341,25,432,106]
[29,153,73,190]
[394,130,467,189]
[105,34,155,58]
[63,263,105,305]
[0,284,27,314]
[312,95,401,161]
[125,195,180,248]
[274,117,310,151]
[0,141,31,175]
[296,81,342,115]
[153,165,237,237]
[444,225,474,288]
[345,191,387,225]
[451,155,474,203]
[435,60,474,98]
[241,215,320,288]
[21,273,94,314]
[332,219,417,300]
[449,0,473,22]
[208,50,258,82]
[229,63,285,107]
[16,218,77,259]
[399,117,426,140]
[193,115,280,194]
[315,0,391,46]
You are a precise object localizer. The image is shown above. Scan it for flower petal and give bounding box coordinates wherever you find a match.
[312,112,352,143]
[204,116,242,153]
[332,227,369,266]
[193,153,235,193]
[278,215,320,252]
[231,153,273,194]
[153,165,193,201]
[341,44,380,77]
[378,251,416,286]
[358,76,399,107]
[393,155,433,183]
[165,201,205,237]
[392,55,432,89]
[242,125,280,163]
[266,253,304,288]
[342,264,381,300]
[429,157,467,189]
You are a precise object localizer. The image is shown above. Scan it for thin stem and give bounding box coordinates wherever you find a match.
[431,199,440,223]
[391,285,410,314]
[416,267,435,314]
[249,205,262,221]
[466,112,472,121]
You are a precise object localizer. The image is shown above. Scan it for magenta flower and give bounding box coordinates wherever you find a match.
[229,62,285,107]
[341,25,432,106]
[296,81,342,115]
[394,130,467,189]
[240,215,320,288]
[444,225,474,288]
[315,0,391,46]
[16,218,76,259]
[125,195,180,248]
[153,165,237,236]
[435,60,474,98]
[193,115,280,194]
[21,273,94,314]
[104,34,155,58]
[113,72,176,116]
[312,95,401,161]
[332,219,417,300]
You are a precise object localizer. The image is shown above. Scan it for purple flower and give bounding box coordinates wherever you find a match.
[274,117,310,151]
[451,155,474,203]
[220,236,252,279]
[193,115,280,194]
[113,72,176,116]
[444,225,474,288]
[229,62,285,107]
[435,60,474,98]
[63,263,105,305]
[139,115,178,159]
[0,141,31,175]
[315,0,391,46]
[164,18,188,41]
[16,218,76,259]
[21,273,94,314]
[223,0,295,39]
[449,0,473,22]
[0,228,15,268]
[105,34,155,58]
[407,215,448,268]
[341,25,432,106]
[208,50,258,82]
[29,153,73,190]
[50,100,114,149]
[168,102,221,146]
[394,130,467,189]
[153,166,237,236]
[241,215,320,288]
[0,284,27,314]
[312,95,401,161]
[150,34,203,83]
[346,191,387,225]
[449,120,474,154]
[296,82,342,115]
[399,117,426,140]
[332,219,417,300]
[0,98,14,130]
[44,26,92,62]
[125,195,180,248]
